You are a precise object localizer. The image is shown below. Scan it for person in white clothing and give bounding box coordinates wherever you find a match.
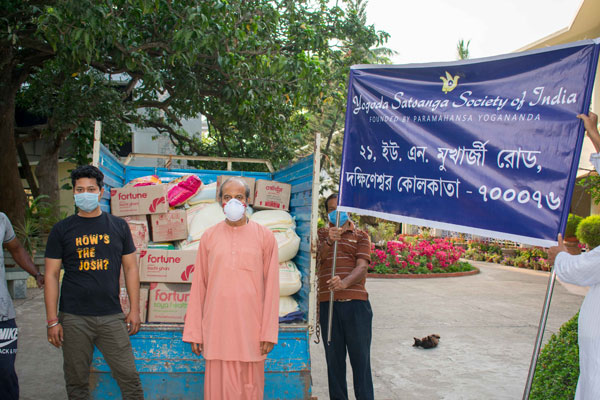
[548,111,600,400]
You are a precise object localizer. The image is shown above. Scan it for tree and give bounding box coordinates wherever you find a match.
[2,0,391,226]
[457,39,471,60]
[305,0,393,195]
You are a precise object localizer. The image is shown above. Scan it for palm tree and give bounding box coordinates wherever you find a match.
[457,39,471,60]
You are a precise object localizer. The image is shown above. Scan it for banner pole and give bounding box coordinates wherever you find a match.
[327,211,341,345]
[522,269,557,399]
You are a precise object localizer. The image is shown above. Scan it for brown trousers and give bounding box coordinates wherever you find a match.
[59,312,143,400]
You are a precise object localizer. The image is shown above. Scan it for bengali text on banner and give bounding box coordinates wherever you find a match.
[338,39,600,247]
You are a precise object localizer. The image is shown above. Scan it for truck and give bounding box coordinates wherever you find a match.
[92,138,321,399]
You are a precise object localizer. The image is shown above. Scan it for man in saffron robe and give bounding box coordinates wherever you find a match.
[183,177,279,399]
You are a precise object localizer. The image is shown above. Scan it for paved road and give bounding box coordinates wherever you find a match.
[310,261,583,400]
[14,261,583,399]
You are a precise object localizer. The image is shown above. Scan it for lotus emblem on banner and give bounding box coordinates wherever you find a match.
[440,71,460,93]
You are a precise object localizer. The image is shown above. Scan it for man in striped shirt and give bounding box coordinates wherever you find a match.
[317,193,374,400]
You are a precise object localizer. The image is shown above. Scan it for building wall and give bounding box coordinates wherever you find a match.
[23,161,77,217]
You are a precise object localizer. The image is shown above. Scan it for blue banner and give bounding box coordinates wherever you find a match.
[338,39,600,247]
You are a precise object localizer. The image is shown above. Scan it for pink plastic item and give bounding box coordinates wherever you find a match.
[168,175,202,207]
[129,175,161,187]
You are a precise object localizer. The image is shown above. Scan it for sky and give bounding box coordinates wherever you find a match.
[365,0,583,64]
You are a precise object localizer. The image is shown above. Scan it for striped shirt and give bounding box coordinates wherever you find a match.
[317,221,371,302]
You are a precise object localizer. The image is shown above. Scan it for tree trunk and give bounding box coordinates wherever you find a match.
[0,57,27,227]
[320,104,341,170]
[17,143,40,199]
[34,136,62,216]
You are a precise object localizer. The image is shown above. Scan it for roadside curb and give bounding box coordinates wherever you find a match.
[367,267,480,279]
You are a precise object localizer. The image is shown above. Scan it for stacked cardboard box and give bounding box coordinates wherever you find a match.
[139,249,195,323]
[149,209,188,242]
[147,283,191,323]
[111,183,194,323]
[110,176,295,325]
[253,179,291,211]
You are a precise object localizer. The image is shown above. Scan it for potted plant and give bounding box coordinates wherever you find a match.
[564,213,583,255]
[13,195,64,262]
[576,215,600,250]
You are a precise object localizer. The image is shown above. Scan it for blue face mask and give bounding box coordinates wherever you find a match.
[74,192,100,212]
[328,210,349,226]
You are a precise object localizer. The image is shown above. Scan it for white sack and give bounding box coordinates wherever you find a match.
[279,261,302,296]
[187,182,217,205]
[250,210,295,230]
[187,202,226,242]
[279,296,299,317]
[273,228,300,262]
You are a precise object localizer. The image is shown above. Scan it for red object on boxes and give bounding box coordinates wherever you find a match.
[215,176,256,205]
[139,249,196,283]
[150,210,188,242]
[110,185,169,216]
[147,283,191,323]
[253,180,291,210]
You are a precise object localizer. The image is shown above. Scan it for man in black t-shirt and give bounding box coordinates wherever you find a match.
[44,165,143,400]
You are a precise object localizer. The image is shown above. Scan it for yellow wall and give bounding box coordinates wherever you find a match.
[58,161,77,216]
[23,161,77,217]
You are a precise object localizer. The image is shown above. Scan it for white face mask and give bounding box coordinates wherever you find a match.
[223,198,246,222]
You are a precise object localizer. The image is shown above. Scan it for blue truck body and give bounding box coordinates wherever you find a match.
[94,144,319,399]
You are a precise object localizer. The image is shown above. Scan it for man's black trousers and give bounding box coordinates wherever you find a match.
[319,300,374,400]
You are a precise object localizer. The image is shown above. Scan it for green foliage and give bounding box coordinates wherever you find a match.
[565,213,583,238]
[7,0,392,171]
[308,0,394,192]
[13,195,65,255]
[366,221,398,244]
[576,215,600,249]
[13,217,40,257]
[317,217,326,229]
[467,241,502,255]
[577,174,600,205]
[463,242,550,270]
[530,312,579,400]
[456,39,471,60]
[373,264,392,274]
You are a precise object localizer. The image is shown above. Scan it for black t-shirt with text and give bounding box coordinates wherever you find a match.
[45,212,136,316]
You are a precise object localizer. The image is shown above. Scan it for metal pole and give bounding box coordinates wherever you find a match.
[522,269,557,400]
[327,211,341,345]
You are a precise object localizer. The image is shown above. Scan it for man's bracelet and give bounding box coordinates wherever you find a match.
[33,272,42,278]
[47,321,60,329]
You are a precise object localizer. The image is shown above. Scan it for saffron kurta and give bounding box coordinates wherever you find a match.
[182,220,279,361]
[553,152,600,400]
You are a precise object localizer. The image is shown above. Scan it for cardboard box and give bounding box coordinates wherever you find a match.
[215,176,256,205]
[119,285,149,323]
[253,180,292,211]
[123,216,149,251]
[150,209,188,242]
[147,283,190,323]
[140,285,149,323]
[139,249,196,283]
[110,184,169,216]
